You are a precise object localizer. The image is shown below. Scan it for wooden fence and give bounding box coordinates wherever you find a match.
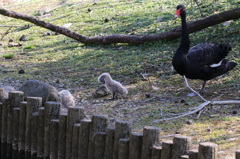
[0,89,239,159]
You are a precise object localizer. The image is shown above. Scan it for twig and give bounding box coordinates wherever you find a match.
[153,101,211,122]
[193,0,204,17]
[153,100,240,122]
[212,100,240,105]
[1,25,13,40]
[183,75,208,102]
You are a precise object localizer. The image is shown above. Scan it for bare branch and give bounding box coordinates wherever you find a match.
[0,8,239,44]
[153,101,211,122]
[183,75,208,102]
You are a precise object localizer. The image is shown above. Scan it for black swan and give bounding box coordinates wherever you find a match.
[172,5,237,94]
[98,73,128,99]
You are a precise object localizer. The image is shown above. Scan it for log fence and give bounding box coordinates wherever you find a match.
[0,89,239,159]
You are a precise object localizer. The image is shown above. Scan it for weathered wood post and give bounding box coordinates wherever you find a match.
[66,106,85,159]
[8,91,24,158]
[104,127,115,159]
[44,101,61,159]
[0,88,3,154]
[181,155,189,159]
[198,142,218,159]
[129,132,143,159]
[31,112,38,159]
[13,107,20,159]
[151,145,162,159]
[94,132,106,159]
[189,149,198,159]
[161,140,173,159]
[113,120,132,159]
[78,118,91,159]
[88,114,108,159]
[18,101,27,159]
[118,138,129,159]
[141,126,161,159]
[1,97,8,157]
[72,123,80,159]
[0,88,4,103]
[0,99,2,154]
[58,113,67,159]
[236,150,240,159]
[50,119,59,159]
[37,107,45,159]
[172,135,192,159]
[25,97,42,159]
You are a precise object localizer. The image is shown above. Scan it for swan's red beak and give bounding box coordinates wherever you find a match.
[174,8,181,18]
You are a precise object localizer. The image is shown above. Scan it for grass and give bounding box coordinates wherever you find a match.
[0,0,240,157]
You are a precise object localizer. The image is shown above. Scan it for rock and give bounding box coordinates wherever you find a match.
[18,80,61,105]
[92,85,110,98]
[186,120,193,125]
[232,110,238,114]
[59,90,75,108]
[19,35,27,41]
[0,86,15,98]
[18,69,25,74]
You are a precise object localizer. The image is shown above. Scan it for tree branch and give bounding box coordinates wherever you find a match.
[0,8,239,44]
[153,100,240,122]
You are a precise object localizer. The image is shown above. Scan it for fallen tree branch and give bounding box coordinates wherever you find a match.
[183,75,208,102]
[0,8,239,44]
[153,101,211,122]
[1,25,12,40]
[153,100,240,122]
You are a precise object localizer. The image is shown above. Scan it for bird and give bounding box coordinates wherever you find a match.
[98,73,128,99]
[172,4,237,94]
[59,90,75,108]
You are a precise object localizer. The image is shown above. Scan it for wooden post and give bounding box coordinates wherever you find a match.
[161,140,173,159]
[50,119,59,159]
[12,107,20,159]
[78,118,91,159]
[141,126,161,159]
[72,123,80,159]
[118,138,129,159]
[7,91,24,158]
[236,150,240,159]
[104,127,115,159]
[44,101,61,159]
[151,145,162,159]
[18,101,27,159]
[94,132,106,159]
[66,106,85,159]
[189,149,198,159]
[0,100,2,154]
[25,97,42,159]
[1,97,9,157]
[88,114,108,159]
[113,120,132,159]
[58,113,67,159]
[172,135,192,159]
[129,132,143,159]
[0,88,4,103]
[37,107,45,159]
[31,112,38,159]
[198,142,218,159]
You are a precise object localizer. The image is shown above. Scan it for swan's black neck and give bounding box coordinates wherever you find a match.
[180,11,190,50]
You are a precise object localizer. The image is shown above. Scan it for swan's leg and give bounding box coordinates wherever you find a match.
[199,81,207,94]
[183,75,208,102]
[109,93,116,100]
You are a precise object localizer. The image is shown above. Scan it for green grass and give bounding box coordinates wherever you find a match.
[0,0,240,157]
[2,53,14,59]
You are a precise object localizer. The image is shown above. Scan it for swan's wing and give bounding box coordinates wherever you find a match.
[187,43,231,66]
